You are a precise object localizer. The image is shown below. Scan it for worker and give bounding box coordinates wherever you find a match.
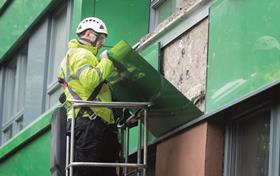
[58,17,119,176]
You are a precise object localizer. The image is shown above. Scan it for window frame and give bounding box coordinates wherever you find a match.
[47,4,67,86]
[45,1,71,109]
[224,100,280,176]
[1,47,28,144]
[0,68,4,143]
[0,1,72,146]
[150,0,170,31]
[150,0,185,31]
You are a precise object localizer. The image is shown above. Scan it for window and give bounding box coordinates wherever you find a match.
[150,0,186,31]
[46,4,68,108]
[0,48,27,143]
[235,111,270,175]
[0,1,71,145]
[150,0,206,31]
[150,0,176,30]
[224,106,280,176]
[156,0,176,24]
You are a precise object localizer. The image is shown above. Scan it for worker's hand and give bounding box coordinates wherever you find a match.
[100,49,109,59]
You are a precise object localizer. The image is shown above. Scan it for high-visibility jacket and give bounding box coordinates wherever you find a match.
[59,39,115,124]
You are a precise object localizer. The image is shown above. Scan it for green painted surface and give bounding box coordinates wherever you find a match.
[127,42,160,152]
[139,43,160,70]
[95,0,150,48]
[128,127,156,154]
[0,104,58,159]
[0,0,6,9]
[71,0,96,39]
[207,0,280,112]
[93,0,151,151]
[70,0,150,51]
[81,0,95,19]
[0,131,51,176]
[70,0,82,39]
[0,0,52,61]
[108,40,202,137]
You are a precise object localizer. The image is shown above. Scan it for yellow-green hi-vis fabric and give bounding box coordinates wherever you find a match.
[59,39,115,124]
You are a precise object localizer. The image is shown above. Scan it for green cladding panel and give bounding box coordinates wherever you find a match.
[70,0,150,52]
[94,0,150,47]
[0,105,56,175]
[0,0,6,9]
[0,131,51,176]
[71,0,96,39]
[0,0,52,61]
[207,0,280,112]
[139,43,160,70]
[108,40,202,137]
[129,43,159,151]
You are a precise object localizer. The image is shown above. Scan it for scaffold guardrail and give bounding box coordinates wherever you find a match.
[65,100,151,176]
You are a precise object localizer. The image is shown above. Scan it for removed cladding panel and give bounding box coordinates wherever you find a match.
[107,40,202,137]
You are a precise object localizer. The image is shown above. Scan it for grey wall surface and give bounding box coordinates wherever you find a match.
[162,19,208,111]
[50,107,67,176]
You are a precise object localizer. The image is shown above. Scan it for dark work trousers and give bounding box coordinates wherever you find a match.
[67,116,119,176]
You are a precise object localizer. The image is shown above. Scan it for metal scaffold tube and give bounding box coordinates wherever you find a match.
[65,136,70,176]
[124,125,129,176]
[68,162,146,168]
[69,107,75,176]
[137,118,142,176]
[143,109,148,176]
[69,100,151,109]
[120,125,124,175]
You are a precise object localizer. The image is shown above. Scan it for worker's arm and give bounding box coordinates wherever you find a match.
[73,54,113,89]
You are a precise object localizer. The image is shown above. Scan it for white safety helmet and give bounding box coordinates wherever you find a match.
[76,17,108,36]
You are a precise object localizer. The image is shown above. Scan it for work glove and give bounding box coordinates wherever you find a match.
[100,49,109,59]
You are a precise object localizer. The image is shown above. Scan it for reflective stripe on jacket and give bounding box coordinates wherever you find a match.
[59,39,115,124]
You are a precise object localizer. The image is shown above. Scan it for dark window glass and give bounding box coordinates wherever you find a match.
[235,110,270,176]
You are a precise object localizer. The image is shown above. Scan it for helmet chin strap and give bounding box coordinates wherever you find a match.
[80,37,97,47]
[80,34,101,47]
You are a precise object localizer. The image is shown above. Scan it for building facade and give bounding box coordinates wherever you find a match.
[0,0,279,176]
